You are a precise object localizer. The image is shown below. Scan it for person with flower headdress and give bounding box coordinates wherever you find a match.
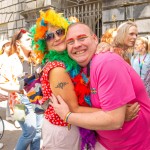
[31,9,139,150]
[0,28,43,150]
[32,9,99,150]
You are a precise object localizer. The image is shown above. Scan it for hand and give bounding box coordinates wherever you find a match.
[95,42,114,54]
[49,94,70,120]
[125,102,140,121]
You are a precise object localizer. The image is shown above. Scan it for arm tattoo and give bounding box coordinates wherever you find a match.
[55,82,69,89]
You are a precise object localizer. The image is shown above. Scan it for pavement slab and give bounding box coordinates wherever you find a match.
[0,101,21,150]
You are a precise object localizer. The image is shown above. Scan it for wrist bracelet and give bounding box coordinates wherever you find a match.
[64,112,72,123]
[64,112,72,130]
[68,124,71,130]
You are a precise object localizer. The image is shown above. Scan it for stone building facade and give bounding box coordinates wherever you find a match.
[102,0,150,36]
[0,0,149,41]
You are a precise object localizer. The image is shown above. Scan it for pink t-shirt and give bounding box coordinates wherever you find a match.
[90,52,150,150]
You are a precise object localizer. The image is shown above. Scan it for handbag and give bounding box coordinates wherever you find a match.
[13,104,26,121]
[23,74,46,114]
[23,63,50,111]
[24,74,43,105]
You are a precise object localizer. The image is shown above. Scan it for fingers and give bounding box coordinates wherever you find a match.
[95,42,111,54]
[129,102,140,114]
[110,47,114,53]
[125,102,140,121]
[131,105,140,118]
[48,93,70,120]
[102,47,110,53]
[49,94,65,105]
[49,93,58,106]
[56,95,66,104]
[49,93,56,103]
[131,115,138,120]
[129,103,140,120]
[130,102,139,107]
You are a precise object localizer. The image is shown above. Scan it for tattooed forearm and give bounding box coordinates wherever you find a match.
[55,82,68,89]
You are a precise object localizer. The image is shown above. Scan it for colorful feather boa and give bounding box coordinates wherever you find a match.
[43,50,97,150]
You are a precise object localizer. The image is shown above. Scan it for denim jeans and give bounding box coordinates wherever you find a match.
[15,95,43,150]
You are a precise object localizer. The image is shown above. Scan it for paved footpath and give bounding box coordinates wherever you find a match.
[0,99,43,150]
[0,100,21,150]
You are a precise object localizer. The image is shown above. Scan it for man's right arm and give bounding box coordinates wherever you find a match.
[49,94,126,130]
[67,105,126,130]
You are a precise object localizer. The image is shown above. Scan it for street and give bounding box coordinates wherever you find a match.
[0,100,21,150]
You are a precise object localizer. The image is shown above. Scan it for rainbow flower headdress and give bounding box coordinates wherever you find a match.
[30,9,70,63]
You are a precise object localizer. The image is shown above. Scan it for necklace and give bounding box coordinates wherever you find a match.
[138,53,147,76]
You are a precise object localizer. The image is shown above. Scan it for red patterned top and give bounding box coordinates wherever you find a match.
[40,61,68,126]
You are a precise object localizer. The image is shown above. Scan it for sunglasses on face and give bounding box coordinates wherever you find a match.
[45,28,65,41]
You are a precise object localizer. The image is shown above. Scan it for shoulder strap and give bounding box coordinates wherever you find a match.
[87,62,90,77]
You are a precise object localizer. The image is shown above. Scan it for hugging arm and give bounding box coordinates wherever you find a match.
[49,67,99,113]
[50,59,139,130]
[49,93,139,122]
[95,42,114,54]
[50,94,126,130]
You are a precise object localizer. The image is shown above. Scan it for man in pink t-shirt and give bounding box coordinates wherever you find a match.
[49,22,150,150]
[91,52,150,149]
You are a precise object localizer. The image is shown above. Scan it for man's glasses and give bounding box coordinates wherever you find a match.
[45,28,65,41]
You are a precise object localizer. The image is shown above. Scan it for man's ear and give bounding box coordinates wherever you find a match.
[92,34,99,45]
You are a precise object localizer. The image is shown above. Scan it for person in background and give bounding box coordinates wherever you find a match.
[0,40,10,149]
[100,28,131,64]
[131,36,150,81]
[0,40,11,82]
[131,36,150,97]
[0,40,11,102]
[49,21,150,150]
[0,29,43,150]
[0,40,11,65]
[0,40,18,127]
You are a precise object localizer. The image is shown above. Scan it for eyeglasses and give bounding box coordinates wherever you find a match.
[45,28,65,41]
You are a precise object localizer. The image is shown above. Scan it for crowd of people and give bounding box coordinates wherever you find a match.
[0,8,150,150]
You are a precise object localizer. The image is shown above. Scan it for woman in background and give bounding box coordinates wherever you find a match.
[0,29,43,150]
[131,36,150,80]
